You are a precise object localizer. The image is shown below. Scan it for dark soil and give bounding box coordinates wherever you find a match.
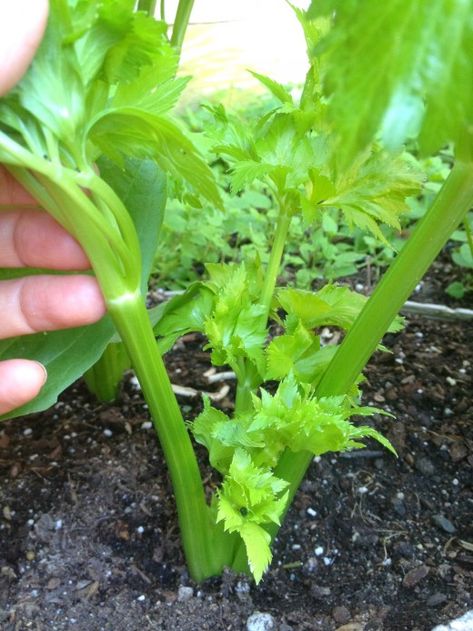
[0,274,472,630]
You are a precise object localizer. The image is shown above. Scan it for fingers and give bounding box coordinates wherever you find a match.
[0,275,106,340]
[0,0,49,95]
[0,359,47,416]
[0,166,36,206]
[0,208,90,270]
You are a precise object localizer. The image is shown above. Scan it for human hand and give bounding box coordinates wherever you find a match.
[0,0,106,416]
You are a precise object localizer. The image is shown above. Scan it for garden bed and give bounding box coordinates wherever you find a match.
[0,276,471,631]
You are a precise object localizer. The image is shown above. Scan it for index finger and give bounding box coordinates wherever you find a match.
[0,0,49,95]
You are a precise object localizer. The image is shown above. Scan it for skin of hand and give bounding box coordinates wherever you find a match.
[0,0,106,415]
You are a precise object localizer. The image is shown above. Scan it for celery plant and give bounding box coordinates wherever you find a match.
[0,0,221,581]
[1,0,473,584]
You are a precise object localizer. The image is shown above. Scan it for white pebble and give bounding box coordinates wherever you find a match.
[137,594,146,602]
[103,429,113,438]
[23,428,33,436]
[306,507,317,517]
[177,586,194,602]
[130,376,141,390]
[314,546,324,556]
[235,580,250,594]
[357,486,369,494]
[246,612,275,631]
[141,421,153,430]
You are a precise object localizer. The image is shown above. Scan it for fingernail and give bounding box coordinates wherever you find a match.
[33,361,48,386]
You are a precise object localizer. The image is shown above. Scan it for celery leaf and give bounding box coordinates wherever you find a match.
[311,0,473,158]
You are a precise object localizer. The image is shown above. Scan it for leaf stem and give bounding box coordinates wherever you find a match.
[108,292,219,581]
[84,342,130,402]
[136,0,158,17]
[464,212,473,260]
[233,201,292,415]
[261,203,292,318]
[170,0,194,51]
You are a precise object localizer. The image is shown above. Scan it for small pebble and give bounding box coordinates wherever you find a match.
[177,586,194,602]
[137,595,146,602]
[392,498,406,517]
[306,507,317,517]
[311,584,331,598]
[129,376,141,390]
[415,456,435,476]
[235,580,251,594]
[304,557,318,572]
[402,564,429,588]
[332,605,351,625]
[432,514,456,534]
[246,612,275,631]
[427,592,447,607]
[314,546,324,556]
[23,428,33,436]
[141,421,153,430]
[103,429,113,438]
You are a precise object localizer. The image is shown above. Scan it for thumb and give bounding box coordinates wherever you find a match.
[0,359,48,416]
[0,0,49,96]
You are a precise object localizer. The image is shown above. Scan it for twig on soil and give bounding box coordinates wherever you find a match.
[339,449,385,459]
[402,300,473,321]
[154,289,473,321]
[203,367,236,383]
[172,383,230,401]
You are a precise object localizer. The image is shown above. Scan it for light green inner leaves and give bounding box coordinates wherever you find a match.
[193,370,395,582]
